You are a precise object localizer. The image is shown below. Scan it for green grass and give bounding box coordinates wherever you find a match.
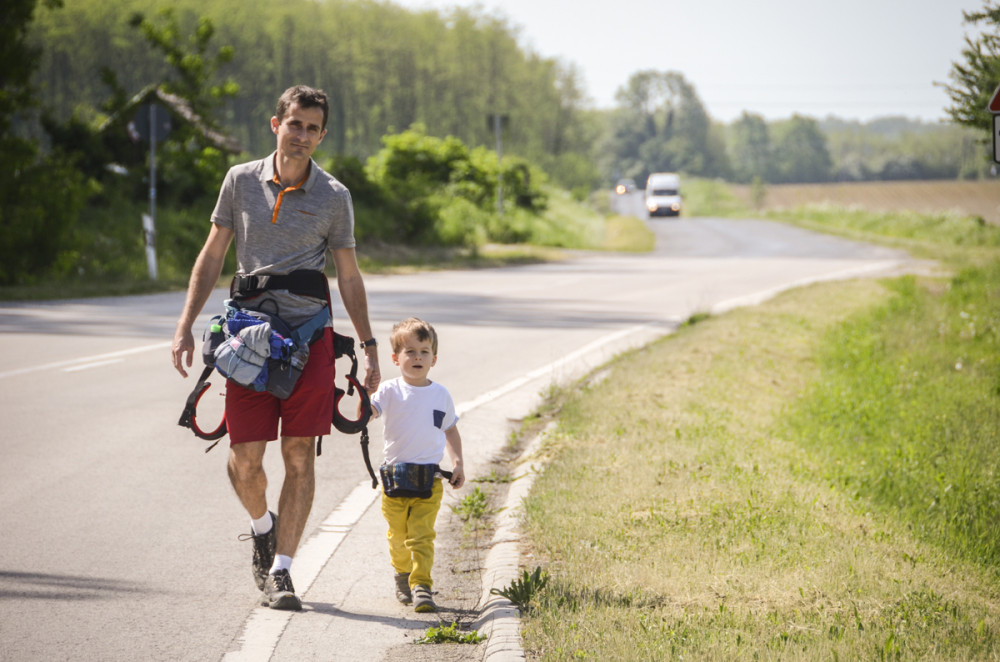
[680,177,752,218]
[783,265,1000,566]
[517,204,1000,660]
[765,204,1000,266]
[520,275,1000,660]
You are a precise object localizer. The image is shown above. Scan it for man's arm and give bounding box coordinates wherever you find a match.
[330,246,381,393]
[172,224,234,377]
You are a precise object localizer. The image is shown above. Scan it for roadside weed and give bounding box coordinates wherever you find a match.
[414,622,485,645]
[451,486,492,523]
[491,567,550,613]
[473,469,516,484]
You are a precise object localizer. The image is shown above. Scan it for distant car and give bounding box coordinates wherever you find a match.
[645,172,682,217]
[615,178,637,195]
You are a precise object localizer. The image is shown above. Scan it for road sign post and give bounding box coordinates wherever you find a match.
[131,103,172,280]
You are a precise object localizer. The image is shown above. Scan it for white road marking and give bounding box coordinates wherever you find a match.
[0,341,172,380]
[63,358,126,372]
[710,261,901,315]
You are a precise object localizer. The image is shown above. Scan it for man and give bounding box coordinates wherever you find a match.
[171,85,380,611]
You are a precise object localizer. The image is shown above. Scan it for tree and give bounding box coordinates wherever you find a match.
[943,1,1000,142]
[604,70,719,184]
[771,115,833,183]
[126,9,240,203]
[0,0,89,286]
[728,112,772,183]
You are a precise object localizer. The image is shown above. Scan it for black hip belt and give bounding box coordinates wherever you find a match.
[231,269,329,301]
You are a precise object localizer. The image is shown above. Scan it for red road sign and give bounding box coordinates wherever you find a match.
[989,84,1000,112]
[994,115,1000,163]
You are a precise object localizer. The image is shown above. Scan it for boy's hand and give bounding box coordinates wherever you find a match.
[449,463,465,489]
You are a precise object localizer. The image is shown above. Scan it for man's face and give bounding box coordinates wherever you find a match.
[271,102,326,162]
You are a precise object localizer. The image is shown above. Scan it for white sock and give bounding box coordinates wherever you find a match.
[251,511,273,536]
[270,554,292,574]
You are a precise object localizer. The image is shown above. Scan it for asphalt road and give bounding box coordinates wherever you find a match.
[0,217,911,661]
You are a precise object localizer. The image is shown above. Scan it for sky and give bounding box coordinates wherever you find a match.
[389,0,986,124]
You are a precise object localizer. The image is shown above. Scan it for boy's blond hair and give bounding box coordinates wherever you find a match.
[389,317,438,355]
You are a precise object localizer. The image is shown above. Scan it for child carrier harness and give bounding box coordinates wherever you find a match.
[177,270,377,485]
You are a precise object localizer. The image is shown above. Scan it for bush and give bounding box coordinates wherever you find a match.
[0,148,90,285]
[433,196,489,247]
[363,125,550,247]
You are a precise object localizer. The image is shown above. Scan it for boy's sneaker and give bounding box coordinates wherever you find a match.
[413,585,436,613]
[261,569,302,611]
[239,511,278,591]
[394,573,412,604]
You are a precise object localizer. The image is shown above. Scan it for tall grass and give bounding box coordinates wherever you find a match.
[766,204,1000,264]
[518,206,1000,659]
[782,264,1000,565]
[679,177,750,218]
[521,277,1000,660]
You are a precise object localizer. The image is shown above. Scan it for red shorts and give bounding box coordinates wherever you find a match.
[225,328,336,445]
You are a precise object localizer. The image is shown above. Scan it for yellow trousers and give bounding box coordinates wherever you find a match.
[380,478,443,589]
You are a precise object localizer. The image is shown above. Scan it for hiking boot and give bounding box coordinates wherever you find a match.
[413,585,436,613]
[261,569,302,611]
[239,511,278,591]
[394,573,412,605]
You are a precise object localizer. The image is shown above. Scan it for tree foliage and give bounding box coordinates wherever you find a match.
[28,0,591,189]
[770,115,833,183]
[362,124,547,246]
[23,8,243,284]
[603,70,724,184]
[727,112,772,184]
[124,9,240,203]
[943,1,1000,141]
[0,0,90,286]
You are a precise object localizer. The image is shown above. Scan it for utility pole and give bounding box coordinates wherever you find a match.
[132,101,171,281]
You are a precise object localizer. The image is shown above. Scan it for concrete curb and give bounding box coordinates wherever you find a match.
[474,424,552,661]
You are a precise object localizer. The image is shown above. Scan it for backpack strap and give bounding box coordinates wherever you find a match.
[291,306,331,347]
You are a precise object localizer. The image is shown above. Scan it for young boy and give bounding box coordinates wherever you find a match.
[370,317,465,612]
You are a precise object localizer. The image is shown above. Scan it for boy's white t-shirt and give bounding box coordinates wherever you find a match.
[371,377,459,465]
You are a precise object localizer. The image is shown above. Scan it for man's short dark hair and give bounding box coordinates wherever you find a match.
[276,85,329,131]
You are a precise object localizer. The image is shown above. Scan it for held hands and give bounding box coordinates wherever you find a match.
[362,346,381,394]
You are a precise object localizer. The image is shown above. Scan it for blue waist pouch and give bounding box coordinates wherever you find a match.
[379,463,439,499]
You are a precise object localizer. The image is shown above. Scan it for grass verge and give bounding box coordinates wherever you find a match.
[518,267,1000,660]
[764,204,1000,267]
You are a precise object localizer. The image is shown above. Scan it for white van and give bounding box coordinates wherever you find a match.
[645,172,682,217]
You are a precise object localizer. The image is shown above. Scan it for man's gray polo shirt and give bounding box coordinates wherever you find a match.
[211,153,355,326]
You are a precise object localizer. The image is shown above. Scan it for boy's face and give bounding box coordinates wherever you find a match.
[392,332,437,386]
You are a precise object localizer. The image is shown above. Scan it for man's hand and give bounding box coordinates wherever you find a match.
[362,347,381,393]
[172,326,195,378]
[172,224,232,378]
